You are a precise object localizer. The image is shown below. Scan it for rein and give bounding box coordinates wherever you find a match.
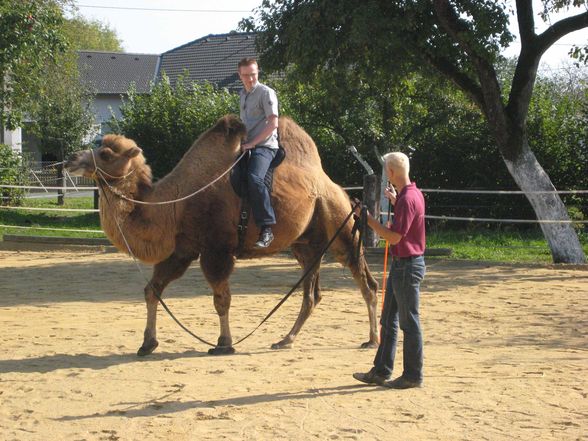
[91,148,246,205]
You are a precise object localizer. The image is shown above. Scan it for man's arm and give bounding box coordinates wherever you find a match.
[366,215,403,245]
[241,114,278,150]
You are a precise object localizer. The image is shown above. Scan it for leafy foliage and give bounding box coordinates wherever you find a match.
[0,0,68,129]
[0,144,27,205]
[62,14,123,52]
[113,75,239,179]
[31,52,96,162]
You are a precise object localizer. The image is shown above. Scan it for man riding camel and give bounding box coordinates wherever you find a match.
[237,57,279,248]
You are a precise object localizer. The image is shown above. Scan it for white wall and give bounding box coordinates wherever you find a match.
[3,127,22,153]
[91,94,124,126]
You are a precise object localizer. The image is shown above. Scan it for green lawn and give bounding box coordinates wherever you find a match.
[424,229,588,263]
[0,196,103,238]
[1,196,587,263]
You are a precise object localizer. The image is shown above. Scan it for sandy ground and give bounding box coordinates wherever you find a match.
[0,249,586,441]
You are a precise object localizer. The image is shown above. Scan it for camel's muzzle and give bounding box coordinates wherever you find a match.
[64,151,90,176]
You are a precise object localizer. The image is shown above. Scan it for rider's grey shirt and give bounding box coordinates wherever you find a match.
[239,82,279,149]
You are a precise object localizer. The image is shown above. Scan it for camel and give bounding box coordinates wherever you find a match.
[65,115,379,355]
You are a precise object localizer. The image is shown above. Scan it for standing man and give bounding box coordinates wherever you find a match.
[238,57,279,248]
[353,152,426,389]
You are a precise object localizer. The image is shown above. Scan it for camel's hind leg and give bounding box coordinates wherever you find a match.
[138,252,195,356]
[350,253,379,348]
[271,243,323,349]
[328,204,380,348]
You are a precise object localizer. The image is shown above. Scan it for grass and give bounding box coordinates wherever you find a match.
[1,196,587,263]
[424,229,588,263]
[0,195,103,238]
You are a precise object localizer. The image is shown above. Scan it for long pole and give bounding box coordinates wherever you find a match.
[381,199,392,309]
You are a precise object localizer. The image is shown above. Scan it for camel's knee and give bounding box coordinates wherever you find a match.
[352,258,378,295]
[213,292,231,316]
[312,274,322,305]
[300,289,318,316]
[144,283,160,304]
[313,288,322,306]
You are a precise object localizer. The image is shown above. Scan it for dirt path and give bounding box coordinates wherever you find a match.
[0,250,586,440]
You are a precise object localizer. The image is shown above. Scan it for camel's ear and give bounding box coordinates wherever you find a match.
[125,146,142,158]
[224,114,247,139]
[212,115,246,140]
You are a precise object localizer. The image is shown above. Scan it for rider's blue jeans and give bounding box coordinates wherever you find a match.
[247,146,277,227]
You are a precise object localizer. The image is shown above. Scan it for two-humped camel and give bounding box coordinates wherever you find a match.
[66,115,379,355]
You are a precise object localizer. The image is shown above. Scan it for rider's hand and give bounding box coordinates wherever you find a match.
[241,143,255,151]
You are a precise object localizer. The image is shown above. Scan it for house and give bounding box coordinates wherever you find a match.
[77,50,160,136]
[157,32,257,92]
[11,51,160,163]
[9,32,259,161]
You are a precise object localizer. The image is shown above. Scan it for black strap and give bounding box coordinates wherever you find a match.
[236,197,250,257]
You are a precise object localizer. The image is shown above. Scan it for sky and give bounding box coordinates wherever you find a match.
[72,0,587,70]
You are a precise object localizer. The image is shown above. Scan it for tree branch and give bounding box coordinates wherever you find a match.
[536,11,588,56]
[507,10,588,130]
[423,53,486,112]
[432,0,506,131]
[516,0,536,46]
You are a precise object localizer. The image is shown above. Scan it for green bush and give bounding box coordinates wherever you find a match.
[112,74,239,179]
[0,144,27,206]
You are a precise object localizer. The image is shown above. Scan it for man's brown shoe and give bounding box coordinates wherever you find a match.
[383,376,422,389]
[352,368,390,385]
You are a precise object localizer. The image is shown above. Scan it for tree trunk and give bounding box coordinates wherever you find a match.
[502,140,586,264]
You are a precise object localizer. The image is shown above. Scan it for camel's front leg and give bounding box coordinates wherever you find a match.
[200,250,236,355]
[207,280,235,355]
[138,253,194,356]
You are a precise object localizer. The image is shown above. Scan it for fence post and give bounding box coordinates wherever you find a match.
[362,173,381,247]
[57,163,64,206]
[93,189,99,210]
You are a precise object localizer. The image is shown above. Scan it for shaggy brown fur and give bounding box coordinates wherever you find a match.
[66,115,379,355]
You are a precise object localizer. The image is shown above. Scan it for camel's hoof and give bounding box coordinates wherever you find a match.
[271,341,293,350]
[360,341,378,349]
[137,339,159,356]
[208,346,236,355]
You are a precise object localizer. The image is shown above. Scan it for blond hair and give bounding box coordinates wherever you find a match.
[383,152,410,176]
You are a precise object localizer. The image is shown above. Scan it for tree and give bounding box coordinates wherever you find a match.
[63,14,123,52]
[113,75,239,179]
[32,52,95,205]
[244,0,587,263]
[0,0,68,132]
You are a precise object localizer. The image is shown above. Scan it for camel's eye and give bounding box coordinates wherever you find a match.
[98,148,114,161]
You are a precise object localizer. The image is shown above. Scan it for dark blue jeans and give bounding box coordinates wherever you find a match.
[247,146,277,227]
[373,255,425,381]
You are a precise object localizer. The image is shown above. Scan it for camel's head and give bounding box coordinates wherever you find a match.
[66,135,147,181]
[210,114,247,149]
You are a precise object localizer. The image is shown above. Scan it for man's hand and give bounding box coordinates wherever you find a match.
[385,185,397,205]
[241,142,255,151]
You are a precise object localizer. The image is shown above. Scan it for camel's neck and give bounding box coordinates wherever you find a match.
[98,168,178,264]
[98,132,241,264]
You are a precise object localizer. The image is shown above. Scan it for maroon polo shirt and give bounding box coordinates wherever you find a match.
[389,182,426,258]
